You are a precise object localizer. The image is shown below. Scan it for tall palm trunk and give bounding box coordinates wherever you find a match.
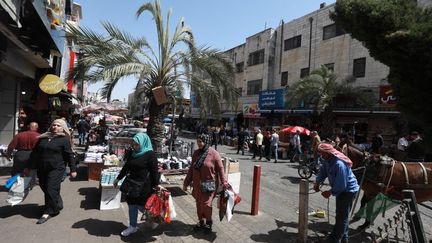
[321,106,335,140]
[147,98,166,153]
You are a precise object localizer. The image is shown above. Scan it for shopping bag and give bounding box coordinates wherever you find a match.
[168,194,177,220]
[5,174,20,189]
[6,175,33,206]
[218,183,241,222]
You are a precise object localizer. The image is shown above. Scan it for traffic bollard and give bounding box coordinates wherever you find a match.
[251,165,261,215]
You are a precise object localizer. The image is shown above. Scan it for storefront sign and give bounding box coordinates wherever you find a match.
[39,74,64,94]
[259,88,285,110]
[379,85,396,106]
[243,103,259,116]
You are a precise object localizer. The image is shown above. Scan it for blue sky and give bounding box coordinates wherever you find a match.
[78,0,336,102]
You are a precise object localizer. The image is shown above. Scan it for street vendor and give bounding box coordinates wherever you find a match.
[313,143,359,243]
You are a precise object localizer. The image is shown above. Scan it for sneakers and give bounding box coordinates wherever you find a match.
[121,226,138,237]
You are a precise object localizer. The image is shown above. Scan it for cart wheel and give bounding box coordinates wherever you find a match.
[298,165,312,179]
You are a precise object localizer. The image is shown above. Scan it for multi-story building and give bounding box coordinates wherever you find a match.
[219,2,403,143]
[0,0,82,144]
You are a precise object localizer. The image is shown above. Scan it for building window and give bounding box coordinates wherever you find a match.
[323,23,345,40]
[353,57,366,78]
[248,49,264,66]
[247,79,262,95]
[284,35,302,51]
[236,62,244,73]
[300,68,310,78]
[281,71,288,86]
[324,63,334,71]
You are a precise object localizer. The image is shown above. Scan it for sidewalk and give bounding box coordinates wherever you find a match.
[0,166,295,243]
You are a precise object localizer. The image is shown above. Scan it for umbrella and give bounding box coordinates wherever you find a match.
[281,126,310,135]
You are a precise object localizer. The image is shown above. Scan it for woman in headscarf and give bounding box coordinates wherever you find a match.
[28,119,77,224]
[114,133,160,237]
[313,143,359,243]
[183,134,228,233]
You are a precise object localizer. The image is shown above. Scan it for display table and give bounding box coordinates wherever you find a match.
[87,163,105,181]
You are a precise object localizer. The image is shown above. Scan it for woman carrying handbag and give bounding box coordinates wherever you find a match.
[114,133,161,237]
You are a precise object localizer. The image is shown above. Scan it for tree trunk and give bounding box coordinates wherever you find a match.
[320,107,335,140]
[147,98,166,154]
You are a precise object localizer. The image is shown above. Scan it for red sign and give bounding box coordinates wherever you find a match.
[379,85,396,106]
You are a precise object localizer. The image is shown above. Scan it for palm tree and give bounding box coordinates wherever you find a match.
[68,0,238,152]
[286,65,374,139]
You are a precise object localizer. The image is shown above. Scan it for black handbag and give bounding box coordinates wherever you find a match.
[200,180,216,193]
[120,177,146,198]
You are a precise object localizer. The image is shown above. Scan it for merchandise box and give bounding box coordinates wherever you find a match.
[227,172,241,194]
[100,186,122,210]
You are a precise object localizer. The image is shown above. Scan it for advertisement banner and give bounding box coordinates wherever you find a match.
[259,88,285,110]
[379,85,396,106]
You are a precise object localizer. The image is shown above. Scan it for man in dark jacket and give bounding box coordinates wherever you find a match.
[76,117,90,146]
[406,131,425,162]
[237,127,248,155]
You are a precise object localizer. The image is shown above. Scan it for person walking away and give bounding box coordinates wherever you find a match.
[263,129,271,161]
[371,132,384,154]
[114,133,161,236]
[236,127,247,155]
[28,119,77,224]
[310,131,321,165]
[270,129,280,163]
[76,117,90,146]
[211,127,218,150]
[252,130,263,160]
[406,131,425,162]
[313,143,359,243]
[183,134,227,233]
[95,118,108,145]
[291,130,302,162]
[6,122,40,176]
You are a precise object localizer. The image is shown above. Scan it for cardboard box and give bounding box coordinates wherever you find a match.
[229,162,239,173]
[100,186,122,210]
[152,86,168,105]
[227,172,241,193]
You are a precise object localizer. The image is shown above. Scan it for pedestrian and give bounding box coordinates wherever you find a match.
[76,116,90,146]
[313,143,359,243]
[252,129,263,160]
[406,131,425,162]
[270,129,280,163]
[28,119,77,224]
[397,134,409,151]
[371,131,384,154]
[263,129,271,161]
[291,130,302,162]
[211,127,219,150]
[236,126,247,155]
[114,133,161,237]
[310,131,321,164]
[6,122,40,176]
[183,134,228,233]
[95,118,108,144]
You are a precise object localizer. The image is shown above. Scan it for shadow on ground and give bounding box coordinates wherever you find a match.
[0,203,42,219]
[166,186,187,197]
[280,176,304,184]
[78,187,100,210]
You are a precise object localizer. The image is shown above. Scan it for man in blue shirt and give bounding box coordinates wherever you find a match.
[314,143,359,243]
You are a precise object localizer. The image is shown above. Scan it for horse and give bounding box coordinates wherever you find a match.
[339,140,432,203]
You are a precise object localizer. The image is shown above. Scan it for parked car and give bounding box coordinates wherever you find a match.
[108,127,147,153]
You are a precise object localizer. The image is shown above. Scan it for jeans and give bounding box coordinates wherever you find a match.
[128,204,144,227]
[328,191,356,242]
[78,132,86,145]
[271,145,278,161]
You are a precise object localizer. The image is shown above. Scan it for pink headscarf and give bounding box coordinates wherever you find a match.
[318,143,353,167]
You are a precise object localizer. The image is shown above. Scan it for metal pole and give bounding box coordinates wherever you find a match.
[251,165,261,215]
[298,179,309,243]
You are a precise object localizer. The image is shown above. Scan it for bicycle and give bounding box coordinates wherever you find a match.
[297,158,320,179]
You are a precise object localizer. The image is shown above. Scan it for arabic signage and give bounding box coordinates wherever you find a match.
[379,85,396,106]
[243,103,259,115]
[39,74,64,95]
[259,88,285,110]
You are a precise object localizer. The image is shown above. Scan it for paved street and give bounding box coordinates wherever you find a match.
[1,136,432,242]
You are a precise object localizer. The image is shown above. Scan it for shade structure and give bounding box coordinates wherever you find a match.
[281,126,310,135]
[81,102,128,113]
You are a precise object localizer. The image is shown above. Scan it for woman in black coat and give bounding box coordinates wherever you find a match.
[29,119,77,224]
[114,133,161,237]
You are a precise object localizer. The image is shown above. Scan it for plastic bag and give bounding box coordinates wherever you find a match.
[168,194,176,220]
[6,175,33,206]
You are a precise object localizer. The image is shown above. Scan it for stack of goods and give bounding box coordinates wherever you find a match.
[157,157,192,171]
[87,145,109,153]
[84,145,109,163]
[103,154,120,166]
[0,144,12,167]
[100,167,124,187]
